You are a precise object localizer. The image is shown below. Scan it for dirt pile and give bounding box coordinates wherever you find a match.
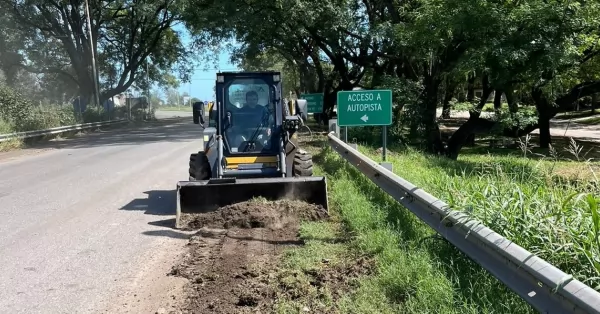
[169,199,328,313]
[179,199,328,231]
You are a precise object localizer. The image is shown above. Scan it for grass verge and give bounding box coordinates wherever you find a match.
[0,107,155,152]
[157,105,192,111]
[356,136,600,290]
[577,115,600,125]
[270,127,600,314]
[265,135,534,313]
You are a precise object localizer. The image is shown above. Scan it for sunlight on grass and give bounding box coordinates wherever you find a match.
[360,135,600,290]
[157,106,192,111]
[314,143,533,313]
[273,134,600,313]
[0,138,23,151]
[578,116,600,125]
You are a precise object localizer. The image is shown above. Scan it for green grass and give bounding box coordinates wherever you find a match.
[452,102,510,112]
[271,141,521,313]
[271,131,600,313]
[577,116,600,125]
[356,138,600,290]
[554,110,599,121]
[157,105,192,111]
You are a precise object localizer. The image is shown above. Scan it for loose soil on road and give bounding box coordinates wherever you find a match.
[170,199,329,313]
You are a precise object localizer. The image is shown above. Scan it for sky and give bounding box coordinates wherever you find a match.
[173,25,240,101]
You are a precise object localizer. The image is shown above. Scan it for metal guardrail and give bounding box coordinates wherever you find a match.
[0,119,127,143]
[327,132,600,314]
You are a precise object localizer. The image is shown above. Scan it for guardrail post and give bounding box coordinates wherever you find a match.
[328,118,340,138]
[380,125,393,171]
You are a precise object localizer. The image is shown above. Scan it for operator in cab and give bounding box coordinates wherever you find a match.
[238,90,273,128]
[239,91,268,119]
[227,90,273,150]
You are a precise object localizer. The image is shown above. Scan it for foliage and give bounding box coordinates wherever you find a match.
[0,84,141,135]
[0,84,33,130]
[0,0,195,105]
[293,138,535,313]
[182,0,600,156]
[361,141,600,291]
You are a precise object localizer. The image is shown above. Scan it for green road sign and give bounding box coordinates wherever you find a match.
[337,90,392,126]
[300,93,324,113]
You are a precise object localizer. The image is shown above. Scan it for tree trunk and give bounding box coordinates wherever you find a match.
[441,78,456,119]
[538,114,552,148]
[467,73,475,103]
[493,89,502,112]
[445,73,492,159]
[421,73,443,153]
[532,88,552,148]
[505,87,518,113]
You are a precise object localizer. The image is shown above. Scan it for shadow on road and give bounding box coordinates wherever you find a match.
[19,117,203,151]
[142,229,191,239]
[122,189,194,239]
[121,190,176,216]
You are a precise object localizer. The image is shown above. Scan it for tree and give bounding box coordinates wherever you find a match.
[182,0,600,158]
[0,0,193,107]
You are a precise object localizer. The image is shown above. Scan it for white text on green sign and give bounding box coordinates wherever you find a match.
[337,90,392,126]
[300,93,324,114]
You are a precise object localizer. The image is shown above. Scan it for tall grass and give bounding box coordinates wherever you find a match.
[270,129,599,313]
[358,135,600,290]
[306,140,534,313]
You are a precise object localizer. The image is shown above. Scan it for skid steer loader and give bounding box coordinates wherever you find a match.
[176,71,328,228]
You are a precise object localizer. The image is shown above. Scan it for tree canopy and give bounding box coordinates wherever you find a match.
[182,0,600,158]
[2,0,600,158]
[0,0,195,106]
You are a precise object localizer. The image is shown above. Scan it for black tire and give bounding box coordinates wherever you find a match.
[188,152,211,180]
[188,153,197,179]
[292,150,313,177]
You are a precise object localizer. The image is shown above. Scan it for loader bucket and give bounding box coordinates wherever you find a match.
[175,176,328,229]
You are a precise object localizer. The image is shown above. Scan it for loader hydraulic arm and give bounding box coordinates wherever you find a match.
[282,115,303,132]
[282,99,306,133]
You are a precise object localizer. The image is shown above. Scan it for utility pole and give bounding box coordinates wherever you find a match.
[84,0,101,114]
[146,59,150,120]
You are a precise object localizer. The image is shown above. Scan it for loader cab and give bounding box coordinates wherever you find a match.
[213,71,283,156]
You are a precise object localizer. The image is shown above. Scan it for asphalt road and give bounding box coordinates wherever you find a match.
[0,113,203,313]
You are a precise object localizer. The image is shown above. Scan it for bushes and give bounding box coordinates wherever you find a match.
[0,84,154,134]
[0,85,81,132]
[0,85,36,131]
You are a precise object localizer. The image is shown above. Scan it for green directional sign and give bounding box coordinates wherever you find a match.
[300,93,324,113]
[337,89,393,126]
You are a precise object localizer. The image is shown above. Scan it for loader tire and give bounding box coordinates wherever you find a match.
[188,153,197,179]
[188,152,211,180]
[293,151,313,177]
